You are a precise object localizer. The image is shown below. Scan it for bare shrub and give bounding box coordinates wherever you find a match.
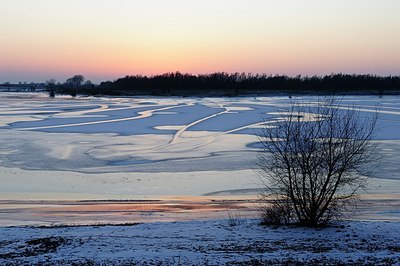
[227,211,243,227]
[260,199,292,225]
[258,97,378,226]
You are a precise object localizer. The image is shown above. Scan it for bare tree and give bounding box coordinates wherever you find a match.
[45,78,56,98]
[84,80,94,89]
[258,98,378,226]
[65,75,85,88]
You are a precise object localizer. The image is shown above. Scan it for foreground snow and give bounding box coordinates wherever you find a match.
[0,219,399,265]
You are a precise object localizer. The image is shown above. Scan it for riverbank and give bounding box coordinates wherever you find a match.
[0,193,399,227]
[0,218,399,265]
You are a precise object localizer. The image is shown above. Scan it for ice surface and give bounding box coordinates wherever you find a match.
[0,93,399,201]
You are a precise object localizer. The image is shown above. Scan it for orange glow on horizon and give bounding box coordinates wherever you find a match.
[1,0,400,82]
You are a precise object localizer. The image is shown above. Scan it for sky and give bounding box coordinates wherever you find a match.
[1,0,400,83]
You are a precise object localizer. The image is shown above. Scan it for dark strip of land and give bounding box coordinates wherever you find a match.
[22,73,400,97]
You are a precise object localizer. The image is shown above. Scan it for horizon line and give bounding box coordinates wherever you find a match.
[2,72,400,85]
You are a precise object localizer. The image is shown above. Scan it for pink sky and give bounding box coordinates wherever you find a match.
[1,0,400,83]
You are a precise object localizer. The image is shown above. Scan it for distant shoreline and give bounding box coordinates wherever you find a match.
[79,89,400,97]
[3,73,400,97]
[2,89,400,98]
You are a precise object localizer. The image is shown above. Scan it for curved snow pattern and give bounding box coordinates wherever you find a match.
[0,94,399,176]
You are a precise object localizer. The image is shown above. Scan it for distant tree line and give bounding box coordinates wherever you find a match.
[46,75,94,97]
[48,73,400,97]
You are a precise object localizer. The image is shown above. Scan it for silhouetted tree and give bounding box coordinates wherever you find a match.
[63,75,86,97]
[84,80,94,89]
[45,79,56,98]
[66,75,85,88]
[258,98,378,226]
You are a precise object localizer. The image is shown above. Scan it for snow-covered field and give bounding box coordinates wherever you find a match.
[0,93,400,263]
[0,219,399,265]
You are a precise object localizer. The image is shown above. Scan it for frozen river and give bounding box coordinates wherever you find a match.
[0,93,400,225]
[0,93,400,199]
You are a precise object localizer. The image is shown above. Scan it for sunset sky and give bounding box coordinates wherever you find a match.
[1,0,400,83]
